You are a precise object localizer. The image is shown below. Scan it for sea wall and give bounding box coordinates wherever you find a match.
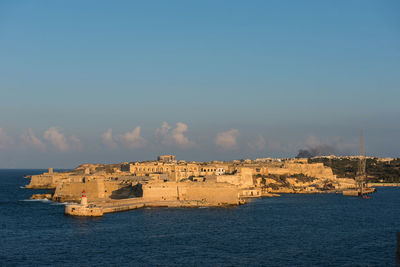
[142,182,178,201]
[216,175,242,185]
[52,178,122,202]
[181,182,239,204]
[26,175,56,189]
[142,181,240,205]
[26,171,77,189]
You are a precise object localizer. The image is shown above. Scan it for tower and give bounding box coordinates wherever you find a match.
[81,190,88,206]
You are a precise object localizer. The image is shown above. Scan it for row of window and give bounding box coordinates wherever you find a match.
[134,167,170,172]
[132,167,223,172]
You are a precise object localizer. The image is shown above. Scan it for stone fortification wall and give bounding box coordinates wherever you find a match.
[26,175,55,189]
[239,168,254,186]
[285,163,335,179]
[27,172,75,189]
[215,167,254,187]
[267,163,335,179]
[216,175,242,185]
[53,178,121,203]
[180,182,239,204]
[142,182,178,201]
[142,181,239,205]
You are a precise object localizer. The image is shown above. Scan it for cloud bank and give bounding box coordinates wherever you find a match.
[43,127,82,152]
[248,135,266,151]
[101,126,147,149]
[101,129,118,149]
[118,126,147,148]
[0,128,13,150]
[215,129,239,150]
[21,129,46,151]
[156,122,194,148]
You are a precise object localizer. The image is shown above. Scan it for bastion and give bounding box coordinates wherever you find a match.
[25,155,359,216]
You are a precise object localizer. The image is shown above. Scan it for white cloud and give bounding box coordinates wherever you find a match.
[119,126,146,149]
[20,129,46,151]
[0,128,13,150]
[171,122,193,147]
[101,128,118,149]
[70,135,83,150]
[248,135,266,151]
[155,122,172,137]
[155,122,194,148]
[43,127,69,152]
[215,129,240,150]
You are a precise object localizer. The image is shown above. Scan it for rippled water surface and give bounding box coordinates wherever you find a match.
[1,169,399,266]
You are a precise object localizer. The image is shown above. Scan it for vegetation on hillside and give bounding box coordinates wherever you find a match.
[309,158,400,183]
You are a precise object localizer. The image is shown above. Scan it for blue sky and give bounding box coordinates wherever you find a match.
[0,0,399,168]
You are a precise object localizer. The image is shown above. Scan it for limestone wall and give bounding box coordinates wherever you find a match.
[287,163,336,179]
[267,163,336,179]
[27,172,75,189]
[142,181,240,205]
[26,175,55,188]
[180,182,239,204]
[142,182,179,201]
[53,178,122,202]
[216,175,242,185]
[239,168,254,186]
[215,168,254,187]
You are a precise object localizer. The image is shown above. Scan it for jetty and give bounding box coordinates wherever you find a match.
[65,190,243,217]
[367,183,400,187]
[64,200,233,217]
[342,187,376,197]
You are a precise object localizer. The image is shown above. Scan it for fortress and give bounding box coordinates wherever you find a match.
[26,155,358,216]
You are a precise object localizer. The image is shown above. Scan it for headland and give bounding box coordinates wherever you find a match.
[24,155,395,216]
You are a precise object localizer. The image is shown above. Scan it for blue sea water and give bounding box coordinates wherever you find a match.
[0,169,399,266]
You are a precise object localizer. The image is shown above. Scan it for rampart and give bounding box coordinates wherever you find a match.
[52,177,122,202]
[142,181,240,205]
[267,162,335,179]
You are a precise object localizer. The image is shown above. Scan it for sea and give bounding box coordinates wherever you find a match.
[1,169,399,266]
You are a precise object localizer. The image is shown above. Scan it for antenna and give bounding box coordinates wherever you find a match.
[360,130,364,157]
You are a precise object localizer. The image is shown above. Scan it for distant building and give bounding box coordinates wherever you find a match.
[157,155,176,162]
[120,163,134,173]
[215,167,225,176]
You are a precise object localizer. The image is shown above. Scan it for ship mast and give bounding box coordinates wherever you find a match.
[357,131,366,192]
